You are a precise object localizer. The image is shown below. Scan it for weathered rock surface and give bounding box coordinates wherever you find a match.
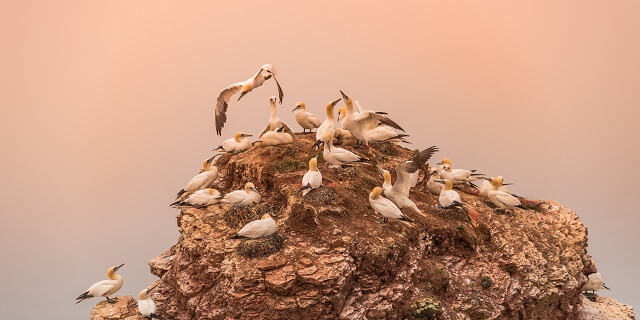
[90,134,634,319]
[579,295,635,320]
[91,296,145,320]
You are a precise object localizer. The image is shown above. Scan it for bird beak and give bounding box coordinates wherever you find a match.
[237,92,248,101]
[482,177,491,181]
[339,90,349,101]
[114,264,124,271]
[241,134,253,137]
[436,162,443,165]
[502,183,514,186]
[434,179,445,184]
[292,106,299,112]
[331,98,341,107]
[147,284,158,293]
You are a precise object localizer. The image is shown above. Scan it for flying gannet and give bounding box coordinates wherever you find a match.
[229,214,277,239]
[75,264,124,304]
[221,182,261,207]
[384,146,439,213]
[137,284,158,319]
[301,156,322,196]
[369,187,413,223]
[170,188,222,208]
[175,160,218,200]
[322,133,369,168]
[426,167,444,196]
[214,64,283,135]
[259,96,293,137]
[437,158,484,186]
[315,98,342,144]
[292,102,322,133]
[583,272,610,294]
[484,176,523,213]
[256,126,294,146]
[213,132,253,153]
[339,91,405,146]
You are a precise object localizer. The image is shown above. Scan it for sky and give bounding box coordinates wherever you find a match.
[0,1,639,318]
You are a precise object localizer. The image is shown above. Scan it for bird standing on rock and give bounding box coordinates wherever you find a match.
[339,90,405,146]
[171,188,222,208]
[322,133,369,168]
[75,264,124,304]
[436,158,484,186]
[260,96,293,137]
[583,272,610,294]
[292,102,322,133]
[315,98,342,144]
[230,214,277,239]
[484,176,524,213]
[137,285,160,319]
[369,187,413,223]
[301,156,322,196]
[213,132,253,154]
[435,179,463,209]
[175,160,218,200]
[214,64,283,135]
[221,182,261,207]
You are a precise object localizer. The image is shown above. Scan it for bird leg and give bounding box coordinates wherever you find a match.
[105,297,117,304]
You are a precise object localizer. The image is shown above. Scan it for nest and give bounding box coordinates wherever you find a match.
[236,233,285,258]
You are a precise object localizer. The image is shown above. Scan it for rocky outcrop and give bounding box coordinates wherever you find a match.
[90,134,634,319]
[91,296,145,320]
[579,295,635,320]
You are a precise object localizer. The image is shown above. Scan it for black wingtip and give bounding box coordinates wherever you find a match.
[400,216,414,223]
[176,189,186,199]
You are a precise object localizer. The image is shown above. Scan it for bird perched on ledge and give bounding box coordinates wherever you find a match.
[369,187,413,223]
[214,64,284,135]
[221,182,261,207]
[230,214,277,239]
[292,102,322,133]
[339,90,405,146]
[175,160,218,200]
[322,133,369,168]
[213,132,253,154]
[75,264,124,304]
[137,284,159,319]
[301,156,322,196]
[260,96,293,137]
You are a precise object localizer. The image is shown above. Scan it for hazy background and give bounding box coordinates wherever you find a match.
[1,1,638,318]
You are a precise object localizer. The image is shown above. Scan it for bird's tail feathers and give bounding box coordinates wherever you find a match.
[400,216,414,223]
[176,189,186,199]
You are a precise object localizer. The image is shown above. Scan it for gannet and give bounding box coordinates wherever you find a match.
[478,178,513,198]
[315,98,342,143]
[301,157,322,196]
[334,108,358,146]
[259,96,293,137]
[137,285,158,319]
[583,272,610,294]
[322,133,369,168]
[384,146,438,213]
[339,91,404,146]
[369,187,413,223]
[382,170,393,191]
[485,176,523,212]
[229,214,277,239]
[437,159,484,185]
[292,102,322,133]
[426,167,444,196]
[221,182,261,206]
[75,264,124,304]
[213,132,252,153]
[214,64,283,135]
[435,179,463,209]
[256,126,294,146]
[175,160,218,200]
[170,188,222,208]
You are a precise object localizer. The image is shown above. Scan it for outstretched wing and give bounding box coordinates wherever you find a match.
[375,113,405,132]
[215,83,243,135]
[273,76,284,104]
[392,146,439,196]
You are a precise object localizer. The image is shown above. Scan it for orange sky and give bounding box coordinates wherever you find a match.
[1,1,639,318]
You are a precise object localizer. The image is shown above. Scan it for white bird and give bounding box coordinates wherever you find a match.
[334,108,359,146]
[436,158,484,185]
[75,264,124,304]
[259,96,293,137]
[583,272,610,294]
[137,285,158,319]
[175,160,218,200]
[214,64,283,135]
[364,124,410,144]
[256,126,294,146]
[301,157,322,196]
[485,176,523,212]
[221,182,261,207]
[292,102,322,133]
[315,99,342,143]
[435,179,463,208]
[171,188,222,208]
[426,167,444,196]
[478,179,513,198]
[213,132,253,153]
[384,147,438,213]
[230,214,277,239]
[339,91,405,146]
[369,187,413,223]
[322,133,369,168]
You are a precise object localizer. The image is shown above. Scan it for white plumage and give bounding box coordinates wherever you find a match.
[485,177,521,210]
[221,182,261,207]
[293,102,322,133]
[257,127,294,146]
[259,96,293,137]
[214,64,283,135]
[173,188,222,207]
[215,132,252,153]
[438,179,462,207]
[322,133,368,168]
[176,161,218,199]
[316,99,342,142]
[301,157,322,196]
[478,180,511,198]
[384,147,438,213]
[426,168,444,196]
[75,264,124,304]
[137,285,157,318]
[583,272,610,292]
[437,159,483,185]
[339,91,404,146]
[232,214,277,239]
[369,187,412,223]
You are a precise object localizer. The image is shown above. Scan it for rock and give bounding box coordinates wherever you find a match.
[579,295,636,319]
[90,296,144,320]
[92,135,634,319]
